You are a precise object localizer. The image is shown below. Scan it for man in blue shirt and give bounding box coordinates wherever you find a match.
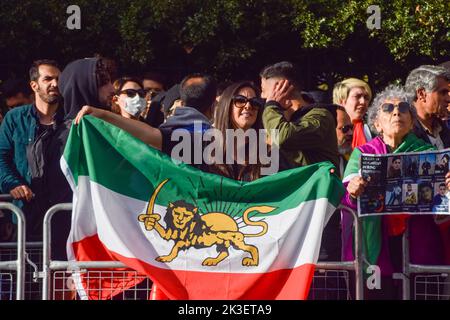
[0,60,71,247]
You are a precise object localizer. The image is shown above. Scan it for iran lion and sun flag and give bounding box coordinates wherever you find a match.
[61,116,344,300]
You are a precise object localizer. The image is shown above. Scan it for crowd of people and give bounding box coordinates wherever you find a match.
[0,57,449,299]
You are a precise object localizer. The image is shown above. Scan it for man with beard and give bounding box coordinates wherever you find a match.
[0,60,72,260]
[59,56,116,120]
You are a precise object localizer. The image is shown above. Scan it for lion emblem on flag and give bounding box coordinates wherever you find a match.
[138,179,275,266]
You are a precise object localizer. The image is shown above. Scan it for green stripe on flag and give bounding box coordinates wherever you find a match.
[64,116,345,217]
[343,148,362,181]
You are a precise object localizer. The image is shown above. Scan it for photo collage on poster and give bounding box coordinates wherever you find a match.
[358,149,450,216]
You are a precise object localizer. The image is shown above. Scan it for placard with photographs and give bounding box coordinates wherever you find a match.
[358,148,450,216]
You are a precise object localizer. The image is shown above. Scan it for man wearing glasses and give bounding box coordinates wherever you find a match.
[405,65,450,150]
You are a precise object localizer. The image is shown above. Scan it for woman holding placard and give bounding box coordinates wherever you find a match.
[341,85,446,299]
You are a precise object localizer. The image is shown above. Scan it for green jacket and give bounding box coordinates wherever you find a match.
[263,102,339,169]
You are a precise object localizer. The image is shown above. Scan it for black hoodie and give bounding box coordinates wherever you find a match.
[59,58,102,120]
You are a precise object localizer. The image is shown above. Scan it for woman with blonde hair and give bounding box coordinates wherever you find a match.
[333,78,372,148]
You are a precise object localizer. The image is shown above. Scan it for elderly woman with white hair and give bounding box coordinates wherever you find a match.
[341,84,448,298]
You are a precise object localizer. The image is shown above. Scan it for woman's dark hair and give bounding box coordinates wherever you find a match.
[388,156,402,178]
[212,81,263,181]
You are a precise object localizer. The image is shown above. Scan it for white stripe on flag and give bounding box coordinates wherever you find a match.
[71,177,337,273]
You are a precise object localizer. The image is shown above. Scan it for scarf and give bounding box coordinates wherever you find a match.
[351,119,367,149]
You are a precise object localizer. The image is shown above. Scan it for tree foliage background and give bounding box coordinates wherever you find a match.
[0,0,448,93]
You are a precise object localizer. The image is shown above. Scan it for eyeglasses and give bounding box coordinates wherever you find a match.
[339,124,354,133]
[232,95,263,109]
[144,88,163,99]
[119,89,147,98]
[381,102,411,114]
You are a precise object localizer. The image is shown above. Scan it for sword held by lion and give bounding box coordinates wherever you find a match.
[138,179,276,266]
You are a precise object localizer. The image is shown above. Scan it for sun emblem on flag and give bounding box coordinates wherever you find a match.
[138,179,276,267]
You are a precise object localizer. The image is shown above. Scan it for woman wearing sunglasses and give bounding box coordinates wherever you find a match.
[111,77,147,121]
[211,81,265,181]
[341,85,446,299]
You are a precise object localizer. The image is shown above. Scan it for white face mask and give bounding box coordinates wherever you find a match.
[124,94,147,117]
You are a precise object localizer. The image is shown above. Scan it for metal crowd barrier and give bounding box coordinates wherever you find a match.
[0,195,26,300]
[0,241,43,300]
[41,203,139,300]
[41,202,365,300]
[309,205,364,300]
[14,199,449,300]
[400,223,450,300]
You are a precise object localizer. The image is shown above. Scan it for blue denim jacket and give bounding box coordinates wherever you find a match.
[0,104,38,194]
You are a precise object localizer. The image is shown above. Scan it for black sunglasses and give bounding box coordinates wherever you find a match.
[381,102,411,114]
[339,124,354,133]
[232,95,263,109]
[119,89,147,98]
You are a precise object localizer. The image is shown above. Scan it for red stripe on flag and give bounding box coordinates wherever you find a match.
[72,234,145,300]
[72,234,316,300]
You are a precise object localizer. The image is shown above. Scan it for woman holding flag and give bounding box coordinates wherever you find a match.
[209,81,265,181]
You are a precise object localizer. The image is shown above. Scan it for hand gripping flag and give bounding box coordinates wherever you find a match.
[61,116,345,300]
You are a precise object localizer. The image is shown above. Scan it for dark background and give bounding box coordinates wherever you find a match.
[0,0,448,93]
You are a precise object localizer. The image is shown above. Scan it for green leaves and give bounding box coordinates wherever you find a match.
[0,0,448,86]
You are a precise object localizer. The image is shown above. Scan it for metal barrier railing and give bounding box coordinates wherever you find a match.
[42,202,72,300]
[313,205,364,300]
[42,203,148,300]
[41,202,365,300]
[0,241,43,300]
[400,222,450,300]
[0,196,26,300]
